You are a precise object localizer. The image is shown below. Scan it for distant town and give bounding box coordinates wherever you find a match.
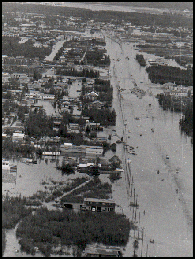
[2,2,193,258]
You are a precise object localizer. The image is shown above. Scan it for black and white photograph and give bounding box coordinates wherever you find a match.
[2,2,193,257]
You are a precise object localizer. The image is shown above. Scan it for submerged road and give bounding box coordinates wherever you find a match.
[104,31,193,257]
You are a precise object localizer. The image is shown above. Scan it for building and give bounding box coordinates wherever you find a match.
[85,91,99,101]
[67,123,80,134]
[82,198,115,212]
[89,100,104,110]
[82,243,122,257]
[86,121,101,131]
[12,132,25,141]
[42,94,55,100]
[77,163,101,175]
[86,146,103,155]
[60,144,86,153]
[82,244,121,257]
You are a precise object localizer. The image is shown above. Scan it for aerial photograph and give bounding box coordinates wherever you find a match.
[2,2,193,257]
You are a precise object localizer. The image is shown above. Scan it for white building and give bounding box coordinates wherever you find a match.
[86,146,103,155]
[12,132,25,141]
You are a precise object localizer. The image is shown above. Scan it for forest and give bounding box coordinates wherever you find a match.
[25,109,54,137]
[16,207,132,256]
[2,37,51,60]
[84,49,110,66]
[146,65,193,86]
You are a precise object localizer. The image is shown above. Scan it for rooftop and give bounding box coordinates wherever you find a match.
[84,198,115,204]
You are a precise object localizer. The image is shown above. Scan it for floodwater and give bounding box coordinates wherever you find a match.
[45,40,66,62]
[56,2,172,15]
[3,223,43,257]
[105,33,193,257]
[2,6,193,255]
[2,157,88,197]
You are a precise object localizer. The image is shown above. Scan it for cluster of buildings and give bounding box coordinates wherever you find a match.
[162,82,193,98]
[2,7,119,179]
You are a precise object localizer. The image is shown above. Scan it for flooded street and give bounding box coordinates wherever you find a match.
[105,34,193,257]
[45,40,65,62]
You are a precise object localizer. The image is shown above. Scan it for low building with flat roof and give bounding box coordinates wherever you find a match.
[82,198,115,212]
[82,243,122,257]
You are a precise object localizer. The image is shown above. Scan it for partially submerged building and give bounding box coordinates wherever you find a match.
[82,243,122,257]
[81,198,115,212]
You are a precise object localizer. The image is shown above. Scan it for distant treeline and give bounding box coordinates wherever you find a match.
[146,65,193,86]
[2,2,193,29]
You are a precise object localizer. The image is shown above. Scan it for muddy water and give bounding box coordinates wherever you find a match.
[105,33,193,257]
